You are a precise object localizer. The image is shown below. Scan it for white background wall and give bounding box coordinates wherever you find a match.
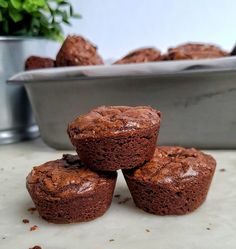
[63,0,236,59]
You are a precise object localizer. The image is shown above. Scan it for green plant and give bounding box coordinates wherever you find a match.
[0,0,80,41]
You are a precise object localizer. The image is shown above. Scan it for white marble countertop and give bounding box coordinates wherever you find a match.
[0,139,236,249]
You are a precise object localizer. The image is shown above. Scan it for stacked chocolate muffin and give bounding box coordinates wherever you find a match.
[26,105,216,224]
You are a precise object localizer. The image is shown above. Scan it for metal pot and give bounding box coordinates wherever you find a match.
[0,37,58,144]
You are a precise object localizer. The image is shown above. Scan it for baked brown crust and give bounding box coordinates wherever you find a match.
[166,43,228,60]
[26,154,117,223]
[68,106,161,171]
[56,35,104,66]
[114,48,162,64]
[68,106,161,138]
[25,56,55,70]
[123,146,216,215]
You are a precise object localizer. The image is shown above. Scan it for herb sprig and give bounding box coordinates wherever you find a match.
[0,0,81,41]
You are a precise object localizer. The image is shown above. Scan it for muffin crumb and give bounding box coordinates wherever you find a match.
[30,225,38,231]
[28,207,37,214]
[22,219,30,224]
[118,197,131,204]
[219,168,226,172]
[29,246,42,249]
[146,229,150,232]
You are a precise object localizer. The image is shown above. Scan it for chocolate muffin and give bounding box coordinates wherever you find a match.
[56,35,104,66]
[68,106,161,171]
[26,154,117,223]
[166,43,228,60]
[25,56,55,70]
[114,48,162,64]
[123,146,216,215]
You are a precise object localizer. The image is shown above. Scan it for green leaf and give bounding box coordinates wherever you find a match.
[0,0,81,41]
[56,0,67,4]
[69,5,73,15]
[39,15,49,27]
[3,19,8,33]
[23,0,45,12]
[58,1,69,6]
[72,13,81,18]
[0,0,8,8]
[63,19,71,25]
[62,10,68,20]
[37,0,46,7]
[54,9,64,16]
[14,28,28,35]
[9,8,23,22]
[31,17,40,27]
[10,0,22,9]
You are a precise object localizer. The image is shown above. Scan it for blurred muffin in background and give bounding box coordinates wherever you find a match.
[25,56,55,70]
[165,43,228,60]
[56,35,104,66]
[114,47,162,64]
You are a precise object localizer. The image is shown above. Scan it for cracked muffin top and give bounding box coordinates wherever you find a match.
[124,146,216,185]
[68,106,161,138]
[26,154,116,199]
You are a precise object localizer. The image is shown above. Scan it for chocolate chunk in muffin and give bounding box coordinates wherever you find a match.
[26,154,117,223]
[114,48,162,64]
[166,43,228,60]
[25,56,55,70]
[56,35,104,66]
[68,106,161,171]
[123,146,216,215]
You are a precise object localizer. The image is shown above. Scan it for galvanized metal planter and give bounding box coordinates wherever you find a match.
[0,37,57,144]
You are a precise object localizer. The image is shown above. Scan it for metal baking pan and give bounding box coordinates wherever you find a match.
[8,58,236,149]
